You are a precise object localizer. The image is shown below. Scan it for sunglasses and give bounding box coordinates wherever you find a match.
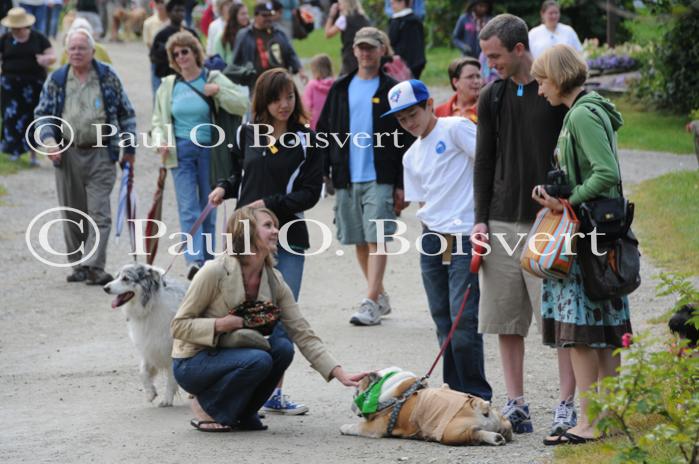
[173,48,190,59]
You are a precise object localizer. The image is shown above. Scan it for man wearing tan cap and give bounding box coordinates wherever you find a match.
[317,26,413,326]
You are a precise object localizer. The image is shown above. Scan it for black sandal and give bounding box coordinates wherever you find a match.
[190,419,233,433]
[543,431,601,446]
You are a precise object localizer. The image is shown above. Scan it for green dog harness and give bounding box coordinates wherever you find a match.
[354,371,398,416]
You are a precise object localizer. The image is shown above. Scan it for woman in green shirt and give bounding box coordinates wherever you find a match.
[530,44,632,446]
[212,2,249,64]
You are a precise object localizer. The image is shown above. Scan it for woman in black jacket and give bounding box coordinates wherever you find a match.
[387,0,425,78]
[209,68,322,415]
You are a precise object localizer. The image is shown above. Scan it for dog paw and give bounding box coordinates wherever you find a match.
[158,399,174,407]
[145,388,157,403]
[491,433,506,446]
[479,431,506,446]
[340,424,358,436]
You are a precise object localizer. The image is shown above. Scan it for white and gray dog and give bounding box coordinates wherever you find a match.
[104,263,187,407]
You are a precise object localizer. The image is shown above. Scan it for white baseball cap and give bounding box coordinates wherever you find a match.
[381,79,430,118]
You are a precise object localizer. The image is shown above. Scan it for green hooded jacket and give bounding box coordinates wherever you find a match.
[556,91,624,206]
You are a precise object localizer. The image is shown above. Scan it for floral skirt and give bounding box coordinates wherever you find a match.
[1,75,44,156]
[541,260,632,349]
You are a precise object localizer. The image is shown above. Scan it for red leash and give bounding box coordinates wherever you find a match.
[423,243,485,380]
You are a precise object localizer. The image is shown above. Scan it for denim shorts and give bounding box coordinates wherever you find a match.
[334,181,396,245]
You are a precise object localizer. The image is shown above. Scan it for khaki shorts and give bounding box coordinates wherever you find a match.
[478,220,542,337]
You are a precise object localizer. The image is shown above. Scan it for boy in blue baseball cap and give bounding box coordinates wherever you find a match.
[383,79,493,400]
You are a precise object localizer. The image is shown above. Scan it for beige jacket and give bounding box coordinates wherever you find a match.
[171,255,340,382]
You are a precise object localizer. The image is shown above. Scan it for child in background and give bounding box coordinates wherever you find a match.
[302,54,334,130]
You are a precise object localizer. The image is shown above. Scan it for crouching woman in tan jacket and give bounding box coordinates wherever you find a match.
[171,206,365,432]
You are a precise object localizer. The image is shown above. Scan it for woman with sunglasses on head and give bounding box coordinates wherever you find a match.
[151,31,248,279]
[171,206,365,432]
[209,68,323,415]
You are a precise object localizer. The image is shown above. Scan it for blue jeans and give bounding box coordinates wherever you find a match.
[269,245,305,342]
[419,231,492,400]
[173,337,294,426]
[45,4,62,38]
[150,63,161,105]
[171,138,216,265]
[20,3,47,33]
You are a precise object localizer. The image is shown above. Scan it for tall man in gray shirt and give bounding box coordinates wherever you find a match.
[471,14,574,436]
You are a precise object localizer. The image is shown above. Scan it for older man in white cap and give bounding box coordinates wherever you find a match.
[34,28,137,285]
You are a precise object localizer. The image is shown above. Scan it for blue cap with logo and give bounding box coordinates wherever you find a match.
[381,79,430,118]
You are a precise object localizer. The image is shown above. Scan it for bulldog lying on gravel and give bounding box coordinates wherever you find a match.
[341,367,512,446]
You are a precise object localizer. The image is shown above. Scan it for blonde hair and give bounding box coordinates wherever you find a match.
[166,31,205,73]
[341,0,366,16]
[310,54,333,79]
[225,207,279,267]
[531,44,588,96]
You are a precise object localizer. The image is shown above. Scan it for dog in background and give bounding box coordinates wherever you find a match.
[669,303,698,348]
[341,367,512,446]
[104,263,187,407]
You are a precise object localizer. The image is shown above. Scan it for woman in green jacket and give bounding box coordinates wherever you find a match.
[530,44,632,446]
[151,31,248,277]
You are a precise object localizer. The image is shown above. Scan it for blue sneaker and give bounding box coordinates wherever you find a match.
[502,399,533,434]
[550,399,577,436]
[261,394,309,415]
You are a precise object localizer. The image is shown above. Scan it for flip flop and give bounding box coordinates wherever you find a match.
[190,419,233,433]
[543,431,600,446]
[563,432,601,445]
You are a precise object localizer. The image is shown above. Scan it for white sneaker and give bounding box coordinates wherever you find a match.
[377,292,392,316]
[350,298,382,326]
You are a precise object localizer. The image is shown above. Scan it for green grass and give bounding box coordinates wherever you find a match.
[614,98,695,154]
[552,415,682,463]
[630,170,699,276]
[0,153,32,176]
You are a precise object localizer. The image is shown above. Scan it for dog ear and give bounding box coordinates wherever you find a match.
[359,372,380,391]
[147,267,162,286]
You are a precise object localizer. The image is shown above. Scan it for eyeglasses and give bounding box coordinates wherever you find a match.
[173,48,190,59]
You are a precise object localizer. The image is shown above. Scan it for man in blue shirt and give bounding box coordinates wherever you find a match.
[317,27,412,326]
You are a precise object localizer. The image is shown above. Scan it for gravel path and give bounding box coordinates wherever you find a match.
[0,41,695,464]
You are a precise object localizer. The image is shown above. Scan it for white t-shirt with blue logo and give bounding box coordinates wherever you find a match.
[402,116,477,234]
[348,75,380,183]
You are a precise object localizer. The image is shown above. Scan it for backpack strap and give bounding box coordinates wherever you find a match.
[489,79,507,144]
[175,70,217,117]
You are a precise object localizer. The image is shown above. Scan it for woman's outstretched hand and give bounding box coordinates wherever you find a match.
[331,367,369,387]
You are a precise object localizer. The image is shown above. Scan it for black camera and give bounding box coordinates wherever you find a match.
[543,168,572,198]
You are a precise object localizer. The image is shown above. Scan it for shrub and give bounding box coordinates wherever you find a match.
[586,274,699,464]
[634,4,699,114]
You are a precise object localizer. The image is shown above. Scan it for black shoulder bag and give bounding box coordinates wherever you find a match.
[571,107,641,301]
